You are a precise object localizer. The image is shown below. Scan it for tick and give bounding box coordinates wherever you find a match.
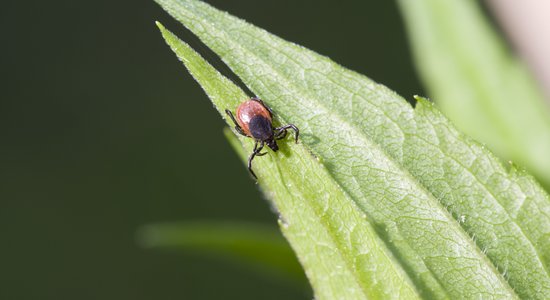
[225,97,299,179]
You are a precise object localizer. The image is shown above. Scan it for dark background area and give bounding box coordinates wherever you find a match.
[1,1,423,299]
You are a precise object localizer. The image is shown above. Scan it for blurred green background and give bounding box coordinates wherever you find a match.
[1,1,423,299]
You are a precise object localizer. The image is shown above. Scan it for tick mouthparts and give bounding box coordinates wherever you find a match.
[267,139,279,151]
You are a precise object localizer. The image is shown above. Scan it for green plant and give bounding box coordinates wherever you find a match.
[398,0,550,191]
[148,0,550,298]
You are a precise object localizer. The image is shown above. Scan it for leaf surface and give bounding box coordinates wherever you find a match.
[155,1,550,298]
[157,23,420,299]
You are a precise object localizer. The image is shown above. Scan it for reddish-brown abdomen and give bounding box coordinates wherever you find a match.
[235,100,272,137]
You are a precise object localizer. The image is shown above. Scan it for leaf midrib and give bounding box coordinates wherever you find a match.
[269,147,373,298]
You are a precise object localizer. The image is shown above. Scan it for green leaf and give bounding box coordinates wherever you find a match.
[397,0,550,190]
[154,0,550,298]
[137,220,306,285]
[156,22,420,299]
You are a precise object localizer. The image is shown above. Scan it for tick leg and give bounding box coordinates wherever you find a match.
[248,141,265,179]
[225,109,246,136]
[253,139,268,156]
[225,109,238,126]
[250,97,273,117]
[275,124,299,143]
[275,129,288,140]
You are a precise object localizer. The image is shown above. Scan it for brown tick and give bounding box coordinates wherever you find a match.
[225,97,299,179]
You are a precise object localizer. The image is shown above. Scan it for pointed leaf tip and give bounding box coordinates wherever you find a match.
[155,0,550,297]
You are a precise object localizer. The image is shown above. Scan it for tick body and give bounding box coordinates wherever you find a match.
[225,97,299,179]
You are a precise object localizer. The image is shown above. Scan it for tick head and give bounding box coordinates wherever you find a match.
[266,139,279,152]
